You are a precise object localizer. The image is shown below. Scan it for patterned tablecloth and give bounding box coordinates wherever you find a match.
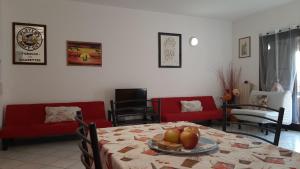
[97,121,300,169]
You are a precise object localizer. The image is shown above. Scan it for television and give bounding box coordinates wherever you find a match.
[115,88,147,110]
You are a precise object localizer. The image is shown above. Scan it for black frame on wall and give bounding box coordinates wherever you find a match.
[158,32,182,68]
[12,22,47,65]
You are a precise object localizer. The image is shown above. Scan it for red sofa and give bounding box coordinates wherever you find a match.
[152,96,223,122]
[0,101,112,150]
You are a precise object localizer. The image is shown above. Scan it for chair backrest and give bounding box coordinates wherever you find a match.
[75,111,102,169]
[110,99,161,126]
[222,103,284,146]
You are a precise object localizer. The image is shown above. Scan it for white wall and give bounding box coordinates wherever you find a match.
[0,0,3,125]
[0,0,232,124]
[233,0,300,87]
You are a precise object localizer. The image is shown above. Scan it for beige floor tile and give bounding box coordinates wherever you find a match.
[48,150,77,158]
[13,163,46,169]
[57,143,78,151]
[32,156,60,165]
[0,159,25,169]
[66,161,85,169]
[66,152,81,160]
[18,147,57,156]
[50,158,78,168]
[0,158,8,164]
[39,166,62,169]
[6,152,40,162]
[0,150,18,159]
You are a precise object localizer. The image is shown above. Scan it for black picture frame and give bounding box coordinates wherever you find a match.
[158,32,182,68]
[239,36,251,58]
[13,22,47,65]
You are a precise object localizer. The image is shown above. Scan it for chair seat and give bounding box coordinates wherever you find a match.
[231,108,278,124]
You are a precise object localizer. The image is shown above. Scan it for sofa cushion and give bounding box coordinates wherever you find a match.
[5,104,47,126]
[0,119,112,139]
[180,100,202,112]
[163,110,223,122]
[44,106,81,123]
[0,121,78,138]
[250,95,268,110]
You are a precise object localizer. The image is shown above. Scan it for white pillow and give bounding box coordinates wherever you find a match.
[44,106,81,123]
[180,100,203,112]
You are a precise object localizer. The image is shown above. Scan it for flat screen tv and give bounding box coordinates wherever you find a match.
[115,88,147,110]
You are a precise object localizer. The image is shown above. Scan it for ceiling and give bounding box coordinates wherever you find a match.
[71,0,295,21]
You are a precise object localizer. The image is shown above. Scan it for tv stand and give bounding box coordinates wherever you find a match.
[110,99,160,126]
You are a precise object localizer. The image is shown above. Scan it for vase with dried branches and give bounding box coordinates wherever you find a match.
[218,64,241,104]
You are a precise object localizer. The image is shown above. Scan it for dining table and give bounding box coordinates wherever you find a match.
[96,121,300,169]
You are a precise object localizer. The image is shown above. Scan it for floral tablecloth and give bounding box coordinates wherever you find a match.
[97,121,300,169]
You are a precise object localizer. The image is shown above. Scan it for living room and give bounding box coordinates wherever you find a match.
[0,0,300,169]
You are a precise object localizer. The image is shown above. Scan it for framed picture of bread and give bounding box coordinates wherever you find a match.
[67,41,102,66]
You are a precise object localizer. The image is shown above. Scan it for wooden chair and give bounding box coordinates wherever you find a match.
[75,111,102,169]
[222,103,284,146]
[110,99,161,126]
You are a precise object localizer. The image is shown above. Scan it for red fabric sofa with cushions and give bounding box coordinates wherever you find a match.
[152,96,223,122]
[0,101,112,150]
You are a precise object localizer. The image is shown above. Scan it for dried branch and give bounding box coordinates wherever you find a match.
[217,63,241,93]
[218,68,227,90]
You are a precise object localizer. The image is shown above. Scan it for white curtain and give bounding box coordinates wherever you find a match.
[259,27,300,124]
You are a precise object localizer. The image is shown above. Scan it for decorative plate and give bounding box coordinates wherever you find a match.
[148,137,218,155]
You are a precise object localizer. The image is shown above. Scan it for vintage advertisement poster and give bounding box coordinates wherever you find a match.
[13,22,47,65]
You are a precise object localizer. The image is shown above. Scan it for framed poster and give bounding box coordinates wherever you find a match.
[13,22,47,65]
[67,41,102,66]
[239,36,251,58]
[158,32,182,68]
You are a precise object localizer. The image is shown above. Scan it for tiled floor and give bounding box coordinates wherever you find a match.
[0,125,299,169]
[0,140,83,169]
